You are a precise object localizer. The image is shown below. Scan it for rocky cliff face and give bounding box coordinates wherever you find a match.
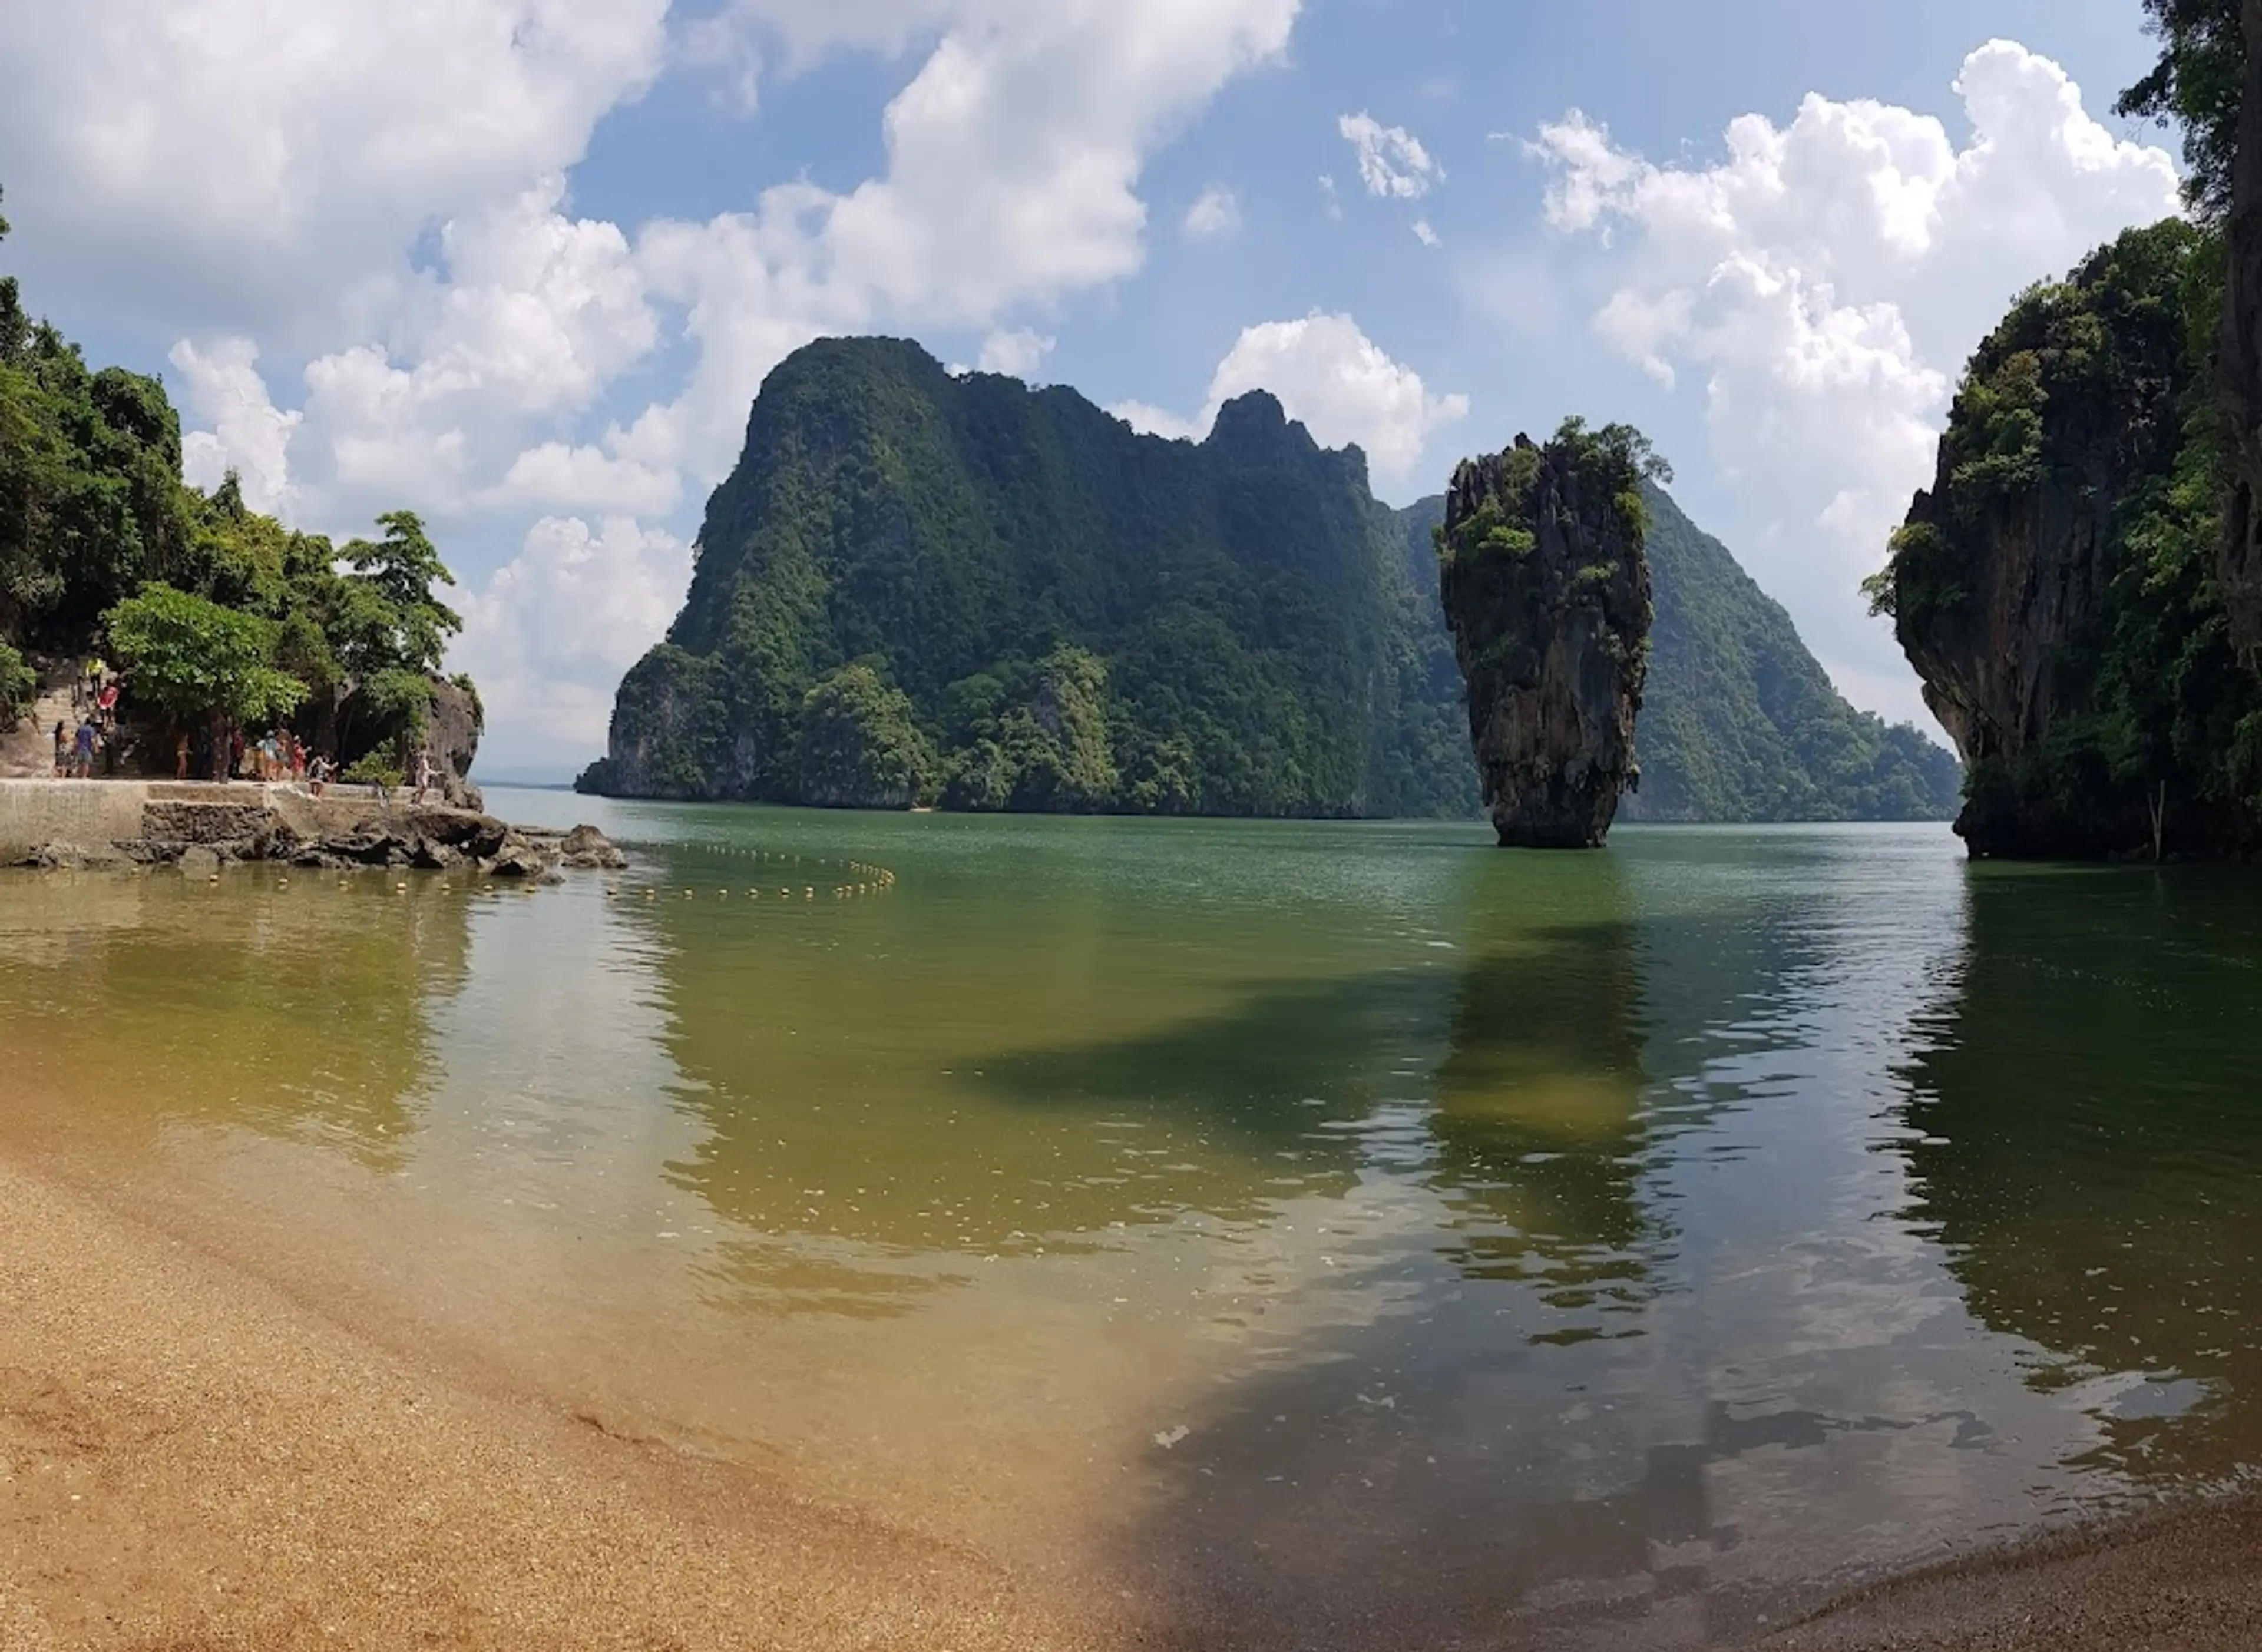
[583,337,1473,819]
[2219,0,2262,661]
[1880,220,2262,859]
[1437,430,1652,849]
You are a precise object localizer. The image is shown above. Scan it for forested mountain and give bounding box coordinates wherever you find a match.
[583,336,1476,817]
[587,335,1960,820]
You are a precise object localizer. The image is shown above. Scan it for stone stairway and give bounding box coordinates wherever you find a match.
[0,668,85,779]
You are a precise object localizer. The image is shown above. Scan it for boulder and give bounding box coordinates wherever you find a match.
[560,824,629,869]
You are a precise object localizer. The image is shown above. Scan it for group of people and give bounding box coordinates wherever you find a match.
[46,653,445,800]
[52,657,121,777]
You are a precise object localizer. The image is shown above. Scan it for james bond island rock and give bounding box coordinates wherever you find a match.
[1437,421,1662,849]
[1871,219,2262,860]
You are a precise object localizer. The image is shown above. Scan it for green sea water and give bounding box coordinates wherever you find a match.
[2,797,2259,1644]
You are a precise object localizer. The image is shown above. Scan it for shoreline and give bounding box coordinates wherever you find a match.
[1,1137,2258,1649]
[0,1146,1103,1651]
[0,776,625,876]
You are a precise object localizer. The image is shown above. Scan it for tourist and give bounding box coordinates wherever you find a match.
[412,749,435,804]
[96,677,119,727]
[229,728,244,781]
[308,753,330,799]
[51,721,65,777]
[72,718,98,779]
[175,731,190,781]
[289,732,306,786]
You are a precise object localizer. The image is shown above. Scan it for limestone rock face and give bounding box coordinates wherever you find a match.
[1880,224,2233,859]
[1438,432,1652,849]
[2219,0,2262,663]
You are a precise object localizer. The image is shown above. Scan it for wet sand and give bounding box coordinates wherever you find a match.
[1753,1497,2262,1651]
[5,1142,2262,1651]
[0,1154,1104,1652]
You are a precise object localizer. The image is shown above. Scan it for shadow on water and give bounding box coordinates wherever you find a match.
[1897,864,2262,1487]
[0,871,473,1168]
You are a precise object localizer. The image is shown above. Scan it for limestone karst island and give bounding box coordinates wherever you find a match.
[5,3,2262,1649]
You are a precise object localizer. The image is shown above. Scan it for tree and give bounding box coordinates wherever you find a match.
[0,640,32,726]
[338,511,461,676]
[2118,0,2244,220]
[103,584,307,778]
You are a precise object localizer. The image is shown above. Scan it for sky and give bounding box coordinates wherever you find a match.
[0,0,2188,781]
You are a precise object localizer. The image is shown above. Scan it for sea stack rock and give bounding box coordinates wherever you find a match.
[1437,424,1657,848]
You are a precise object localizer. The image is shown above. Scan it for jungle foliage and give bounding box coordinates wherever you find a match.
[1,187,469,759]
[581,337,1478,817]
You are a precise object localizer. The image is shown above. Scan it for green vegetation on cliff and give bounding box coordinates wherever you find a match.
[583,336,1474,817]
[1434,421,1659,849]
[591,335,1959,821]
[0,187,471,770]
[1871,218,2262,856]
[1398,486,1960,823]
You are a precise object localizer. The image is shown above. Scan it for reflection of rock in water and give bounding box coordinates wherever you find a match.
[1427,919,1649,1329]
[1899,870,2262,1485]
[0,875,469,1167]
[1114,872,1684,1651]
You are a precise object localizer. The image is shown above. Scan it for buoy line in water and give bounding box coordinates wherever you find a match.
[617,840,899,905]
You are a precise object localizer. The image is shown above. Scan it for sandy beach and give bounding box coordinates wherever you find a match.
[0,1153,1106,1652]
[4,1126,2261,1651]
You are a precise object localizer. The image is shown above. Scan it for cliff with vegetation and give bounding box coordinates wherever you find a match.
[0,187,477,789]
[1396,488,1960,822]
[1434,424,1656,848]
[583,336,1475,818]
[1870,219,2262,858]
[590,336,1960,821]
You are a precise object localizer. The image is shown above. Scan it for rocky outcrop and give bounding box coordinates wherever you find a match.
[1437,431,1652,849]
[1879,221,2260,859]
[425,677,485,810]
[8,792,624,881]
[2219,0,2262,661]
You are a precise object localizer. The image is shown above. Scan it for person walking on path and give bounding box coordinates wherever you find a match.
[411,749,435,805]
[72,718,98,780]
[176,731,191,781]
[52,721,66,777]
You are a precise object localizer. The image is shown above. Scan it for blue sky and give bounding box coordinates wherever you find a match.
[0,1,2183,779]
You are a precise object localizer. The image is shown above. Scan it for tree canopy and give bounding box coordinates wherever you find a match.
[1,184,474,766]
[102,583,308,731]
[2118,0,2244,220]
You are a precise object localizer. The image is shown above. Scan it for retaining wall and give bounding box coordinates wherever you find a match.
[0,780,409,857]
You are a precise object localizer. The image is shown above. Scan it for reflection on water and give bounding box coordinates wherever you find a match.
[4,804,2262,1646]
[0,870,471,1167]
[1900,866,2262,1489]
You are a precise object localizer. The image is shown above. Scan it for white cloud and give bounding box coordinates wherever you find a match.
[1108,400,1208,442]
[1338,112,1442,199]
[1185,186,1244,241]
[1413,218,1440,248]
[1526,39,2182,721]
[1113,312,1467,496]
[2,0,1308,768]
[169,337,302,512]
[455,515,695,767]
[977,327,1056,378]
[0,0,670,340]
[606,0,1304,486]
[1319,174,1344,221]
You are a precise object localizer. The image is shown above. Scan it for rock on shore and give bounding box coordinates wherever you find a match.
[12,803,626,880]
